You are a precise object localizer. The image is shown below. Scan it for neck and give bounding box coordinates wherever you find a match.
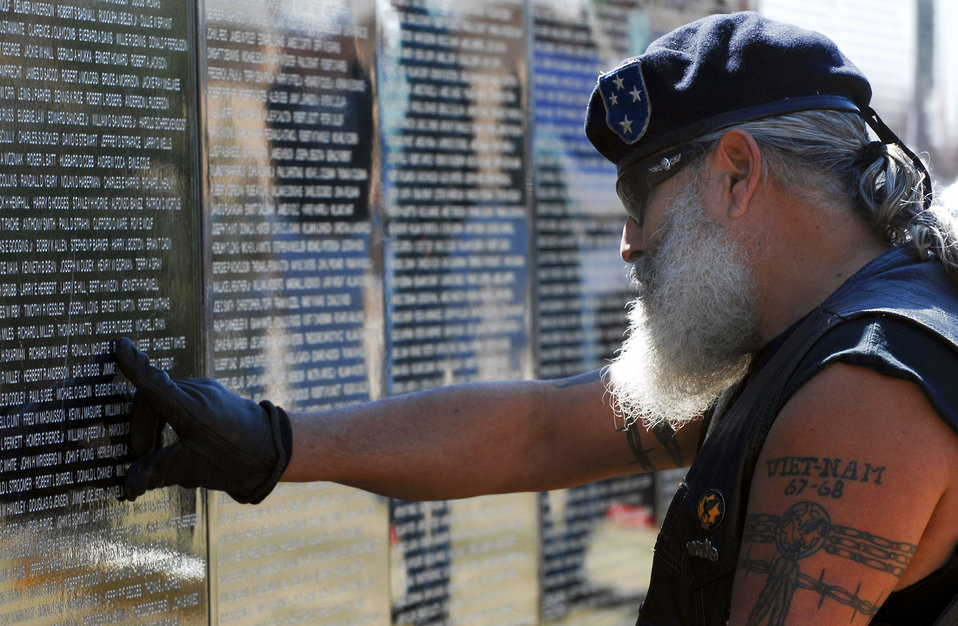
[752,207,889,345]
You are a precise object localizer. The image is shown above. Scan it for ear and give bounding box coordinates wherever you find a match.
[707,128,763,220]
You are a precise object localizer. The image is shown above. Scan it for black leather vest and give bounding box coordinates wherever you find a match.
[637,246,958,625]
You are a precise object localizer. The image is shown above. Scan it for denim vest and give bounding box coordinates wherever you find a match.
[637,246,958,625]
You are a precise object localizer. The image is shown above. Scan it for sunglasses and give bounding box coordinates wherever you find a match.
[615,144,705,225]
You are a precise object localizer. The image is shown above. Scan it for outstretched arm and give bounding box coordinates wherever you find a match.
[284,370,700,500]
[115,338,701,503]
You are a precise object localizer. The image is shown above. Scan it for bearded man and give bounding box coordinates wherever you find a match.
[115,12,958,625]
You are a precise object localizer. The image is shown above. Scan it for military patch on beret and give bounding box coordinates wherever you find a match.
[597,61,650,146]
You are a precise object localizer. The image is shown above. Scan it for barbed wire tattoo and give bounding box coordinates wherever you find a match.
[738,501,914,624]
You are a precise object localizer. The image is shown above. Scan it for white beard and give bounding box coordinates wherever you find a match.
[606,178,760,432]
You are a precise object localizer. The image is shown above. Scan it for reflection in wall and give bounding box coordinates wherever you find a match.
[380,2,537,623]
[201,0,388,623]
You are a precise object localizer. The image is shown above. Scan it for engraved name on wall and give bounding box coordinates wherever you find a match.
[202,0,389,623]
[379,1,537,623]
[0,0,205,623]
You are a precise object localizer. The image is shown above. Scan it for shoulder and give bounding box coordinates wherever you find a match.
[769,362,958,502]
[791,314,958,431]
[772,363,958,582]
[727,363,958,623]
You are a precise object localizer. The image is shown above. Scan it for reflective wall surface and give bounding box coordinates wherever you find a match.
[5,0,952,623]
[200,0,389,623]
[379,2,538,623]
[0,0,206,622]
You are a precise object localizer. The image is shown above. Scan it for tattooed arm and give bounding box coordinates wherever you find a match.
[728,364,958,625]
[283,370,701,500]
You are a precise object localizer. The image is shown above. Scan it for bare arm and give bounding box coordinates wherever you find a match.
[728,364,958,624]
[282,369,701,500]
[113,338,699,503]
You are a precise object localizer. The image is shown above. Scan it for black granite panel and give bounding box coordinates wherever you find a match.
[531,2,651,619]
[379,1,537,623]
[0,0,205,623]
[200,0,389,623]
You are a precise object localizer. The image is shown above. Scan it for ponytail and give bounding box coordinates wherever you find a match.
[858,141,958,281]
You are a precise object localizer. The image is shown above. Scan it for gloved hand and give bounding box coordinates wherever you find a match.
[114,337,293,504]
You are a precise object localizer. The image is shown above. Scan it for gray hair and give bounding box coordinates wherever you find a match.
[689,110,958,283]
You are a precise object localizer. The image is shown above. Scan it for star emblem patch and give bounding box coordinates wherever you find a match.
[598,62,650,145]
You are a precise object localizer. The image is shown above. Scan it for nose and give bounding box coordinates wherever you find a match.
[620,218,644,263]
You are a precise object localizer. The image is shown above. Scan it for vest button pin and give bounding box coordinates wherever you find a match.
[696,489,726,530]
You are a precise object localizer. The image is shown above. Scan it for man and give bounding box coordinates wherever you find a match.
[115,12,958,625]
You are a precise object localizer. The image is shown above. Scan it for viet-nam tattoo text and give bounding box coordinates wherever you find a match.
[765,456,885,499]
[738,501,916,625]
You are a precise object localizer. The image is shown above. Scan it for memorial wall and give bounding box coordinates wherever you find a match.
[0,0,206,622]
[1,0,952,624]
[201,1,388,624]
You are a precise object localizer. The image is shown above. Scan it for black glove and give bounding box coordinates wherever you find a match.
[114,337,293,504]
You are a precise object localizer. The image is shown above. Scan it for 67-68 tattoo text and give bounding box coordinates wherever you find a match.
[783,477,844,499]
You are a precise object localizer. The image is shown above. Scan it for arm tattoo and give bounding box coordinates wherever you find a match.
[743,504,915,576]
[625,424,655,472]
[625,421,683,471]
[737,501,916,625]
[653,422,684,467]
[554,370,686,470]
[766,455,886,499]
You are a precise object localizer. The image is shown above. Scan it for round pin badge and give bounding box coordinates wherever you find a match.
[696,489,726,530]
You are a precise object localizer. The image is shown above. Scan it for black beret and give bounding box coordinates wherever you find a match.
[585,11,872,178]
